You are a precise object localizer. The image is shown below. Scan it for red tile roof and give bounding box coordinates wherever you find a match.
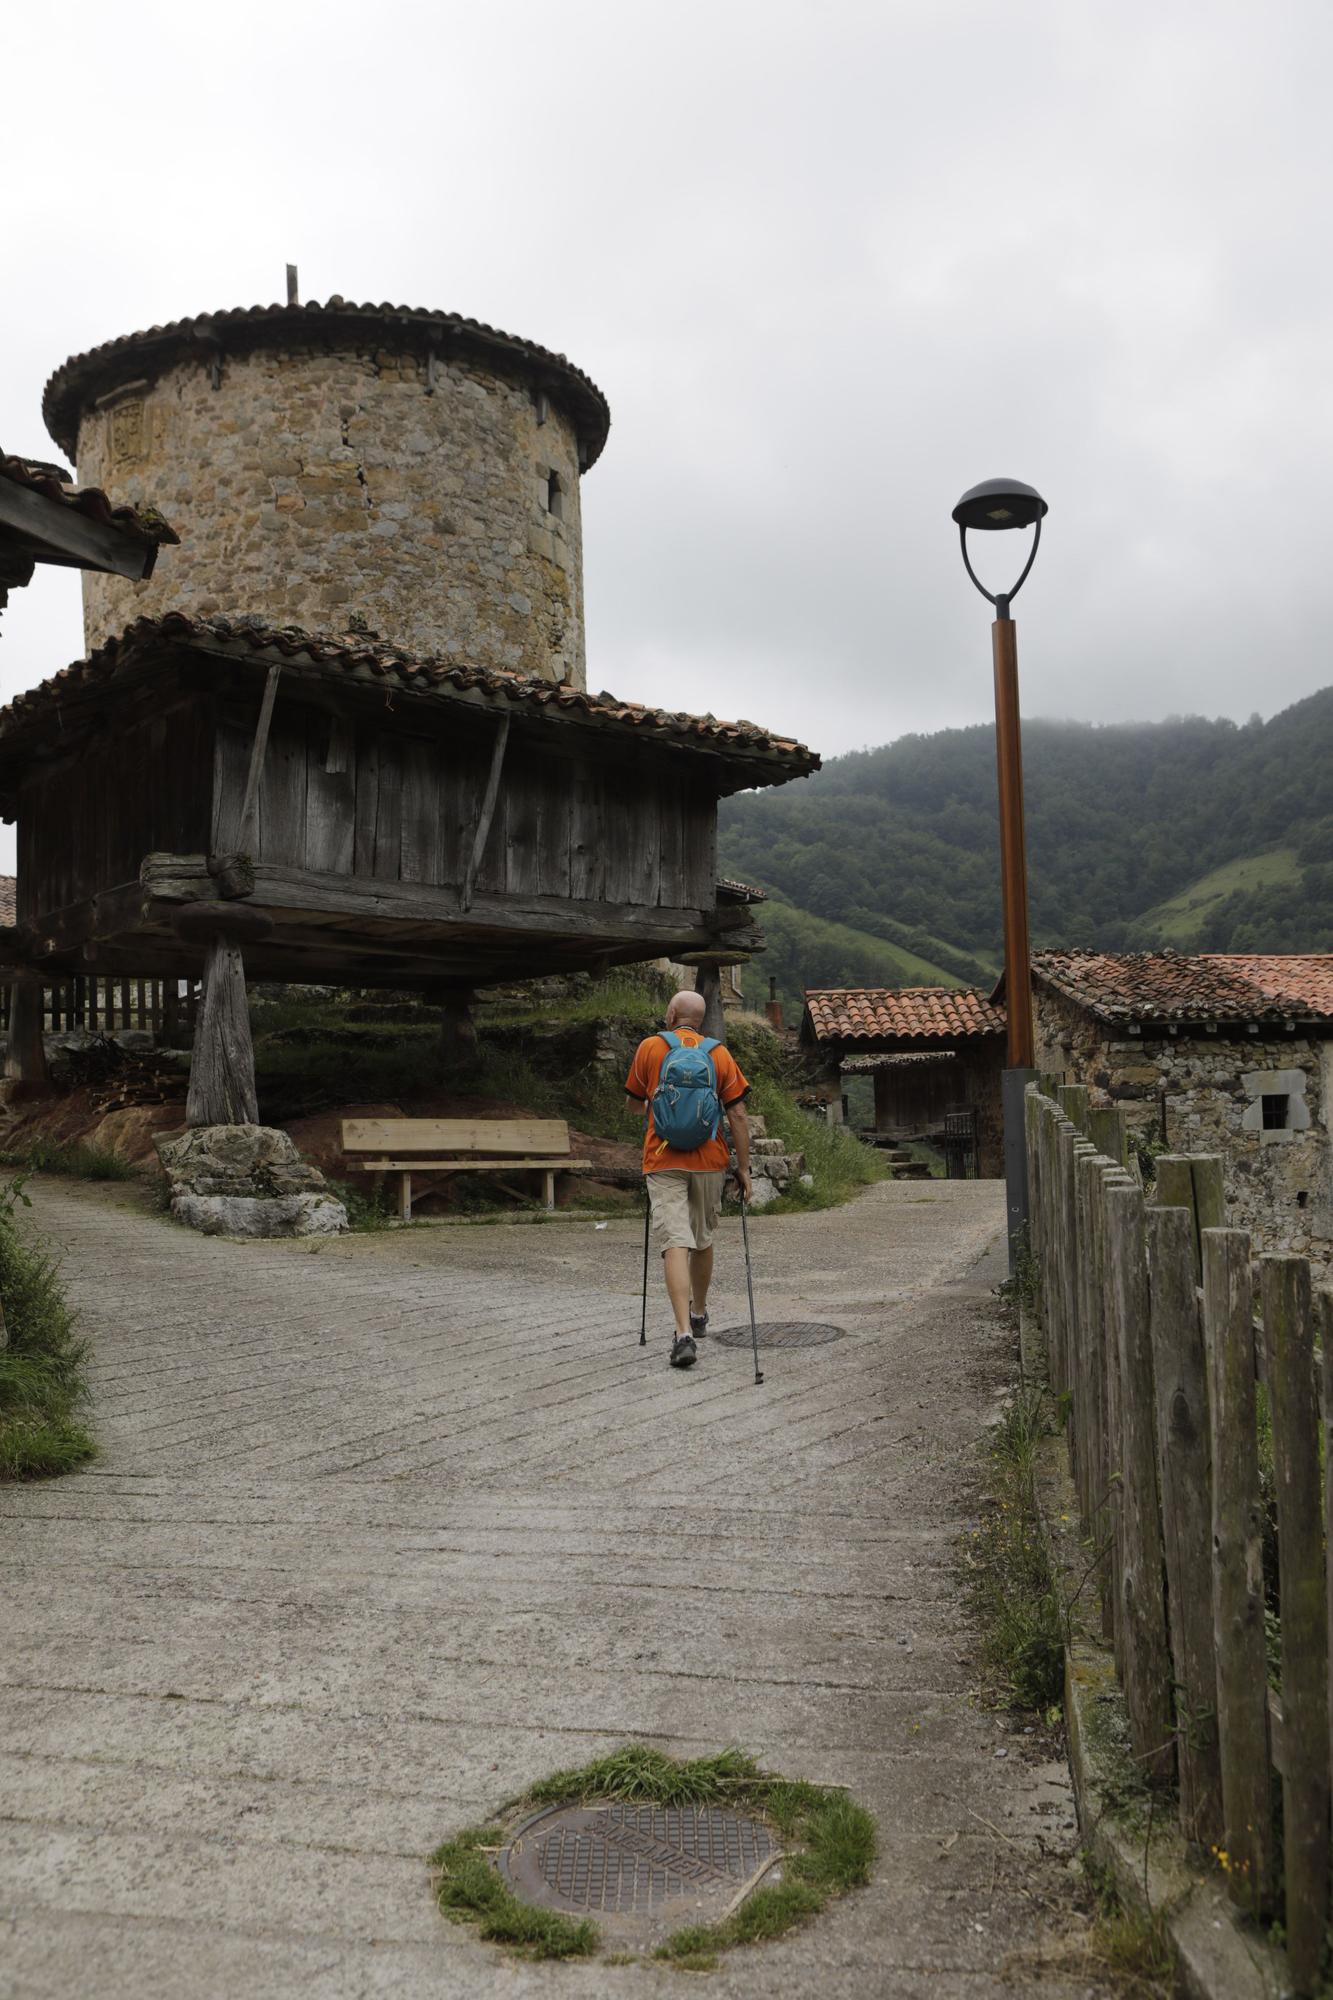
[804,987,1005,1044]
[0,614,818,791]
[43,299,610,467]
[1,452,178,550]
[1030,950,1333,1024]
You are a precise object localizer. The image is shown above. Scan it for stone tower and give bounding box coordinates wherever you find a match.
[43,295,610,689]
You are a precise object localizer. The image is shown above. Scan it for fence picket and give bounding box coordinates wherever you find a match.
[1146,1204,1223,1846]
[1105,1181,1175,1782]
[1202,1227,1274,1912]
[1260,1255,1330,1994]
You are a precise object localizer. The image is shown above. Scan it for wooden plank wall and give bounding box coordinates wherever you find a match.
[213,700,718,910]
[18,705,212,924]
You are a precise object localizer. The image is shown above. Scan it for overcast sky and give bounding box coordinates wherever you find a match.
[6,0,1333,814]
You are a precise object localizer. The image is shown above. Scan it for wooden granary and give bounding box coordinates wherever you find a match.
[0,613,815,1120]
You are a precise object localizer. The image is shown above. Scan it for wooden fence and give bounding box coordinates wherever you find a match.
[0,976,198,1037]
[1026,1081,1331,1993]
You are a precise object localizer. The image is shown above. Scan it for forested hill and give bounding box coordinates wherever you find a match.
[719,688,1333,1005]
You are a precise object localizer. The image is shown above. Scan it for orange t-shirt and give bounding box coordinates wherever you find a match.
[624,1029,750,1174]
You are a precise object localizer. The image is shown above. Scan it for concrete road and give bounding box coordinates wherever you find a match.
[0,1178,1102,1997]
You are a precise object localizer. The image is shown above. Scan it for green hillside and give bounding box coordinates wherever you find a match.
[1127,849,1301,949]
[755,897,967,1014]
[721,688,1333,991]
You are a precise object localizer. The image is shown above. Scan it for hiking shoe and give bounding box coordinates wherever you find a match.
[689,1306,709,1338]
[669,1334,698,1369]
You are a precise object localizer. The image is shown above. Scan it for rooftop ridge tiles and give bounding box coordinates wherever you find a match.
[0,613,819,781]
[0,452,178,546]
[42,299,611,466]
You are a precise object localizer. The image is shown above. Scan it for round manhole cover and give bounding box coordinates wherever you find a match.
[498,1802,779,1941]
[709,1321,845,1349]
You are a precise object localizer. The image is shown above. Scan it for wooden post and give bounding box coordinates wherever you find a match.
[1203,1228,1274,1913]
[695,963,725,1042]
[1102,1165,1136,1669]
[1146,1204,1223,1847]
[236,662,283,855]
[3,974,48,1089]
[1321,1289,1333,1896]
[1056,1082,1089,1136]
[1259,1256,1330,1994]
[438,989,478,1068]
[1088,1104,1128,1168]
[186,939,259,1128]
[1105,1181,1176,1783]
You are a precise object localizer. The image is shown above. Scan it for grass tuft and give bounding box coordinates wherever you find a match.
[431,1746,875,1969]
[528,1745,763,1806]
[431,1825,597,1959]
[0,1178,94,1480]
[961,1387,1065,1710]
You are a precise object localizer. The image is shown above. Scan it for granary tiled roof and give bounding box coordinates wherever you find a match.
[1,453,178,551]
[43,299,611,466]
[841,1051,959,1072]
[804,987,1005,1044]
[1029,950,1333,1024]
[0,614,818,790]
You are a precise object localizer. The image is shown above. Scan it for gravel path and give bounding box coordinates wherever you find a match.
[0,1177,1102,1998]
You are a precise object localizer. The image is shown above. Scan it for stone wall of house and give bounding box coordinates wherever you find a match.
[1035,986,1332,1262]
[75,343,586,685]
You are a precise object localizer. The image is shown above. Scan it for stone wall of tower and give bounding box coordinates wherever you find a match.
[75,341,586,686]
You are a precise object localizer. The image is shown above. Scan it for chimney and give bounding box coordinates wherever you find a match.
[765,975,784,1033]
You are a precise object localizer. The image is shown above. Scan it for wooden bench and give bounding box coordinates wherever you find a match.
[340,1117,595,1221]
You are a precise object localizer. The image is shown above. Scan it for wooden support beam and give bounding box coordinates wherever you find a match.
[461,711,511,912]
[0,474,159,580]
[695,963,725,1040]
[3,973,47,1090]
[236,664,283,855]
[186,937,259,1128]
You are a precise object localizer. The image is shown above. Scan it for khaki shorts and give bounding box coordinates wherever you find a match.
[646,1169,725,1253]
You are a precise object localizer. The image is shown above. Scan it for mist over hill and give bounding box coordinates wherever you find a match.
[719,689,1333,1007]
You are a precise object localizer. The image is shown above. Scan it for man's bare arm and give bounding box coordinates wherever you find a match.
[727,1101,752,1199]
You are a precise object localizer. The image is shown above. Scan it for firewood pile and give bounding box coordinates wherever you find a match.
[59,1036,187,1113]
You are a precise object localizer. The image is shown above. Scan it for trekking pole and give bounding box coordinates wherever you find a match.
[738,1193,764,1386]
[639,1186,650,1346]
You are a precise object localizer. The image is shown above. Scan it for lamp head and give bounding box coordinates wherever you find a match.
[952,478,1048,532]
[953,478,1048,614]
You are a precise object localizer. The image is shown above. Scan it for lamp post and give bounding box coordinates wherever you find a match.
[951,477,1048,1267]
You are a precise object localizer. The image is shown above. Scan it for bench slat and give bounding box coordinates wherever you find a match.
[346,1158,595,1172]
[342,1117,571,1157]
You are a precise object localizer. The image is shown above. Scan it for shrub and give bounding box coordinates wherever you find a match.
[0,1179,94,1480]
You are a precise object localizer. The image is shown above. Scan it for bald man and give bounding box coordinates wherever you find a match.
[624,989,752,1368]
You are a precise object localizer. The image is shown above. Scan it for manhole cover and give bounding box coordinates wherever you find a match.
[498,1802,779,1941]
[709,1321,845,1349]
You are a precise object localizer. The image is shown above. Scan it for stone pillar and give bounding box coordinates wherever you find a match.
[4,973,48,1090]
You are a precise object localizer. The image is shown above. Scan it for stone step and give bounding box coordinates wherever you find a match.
[889,1161,934,1180]
[750,1138,784,1158]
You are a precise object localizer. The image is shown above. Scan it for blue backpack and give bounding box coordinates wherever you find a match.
[651,1032,722,1153]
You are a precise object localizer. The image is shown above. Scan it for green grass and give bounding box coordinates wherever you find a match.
[430,1746,876,1969]
[476,972,669,1032]
[431,1825,597,1959]
[961,1387,1065,1710]
[0,1180,94,1480]
[748,1079,887,1214]
[1129,848,1299,948]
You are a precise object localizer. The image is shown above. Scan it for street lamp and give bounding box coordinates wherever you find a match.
[952,477,1048,1264]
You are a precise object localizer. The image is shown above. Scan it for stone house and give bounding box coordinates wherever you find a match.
[800,986,1007,1175]
[1027,951,1333,1262]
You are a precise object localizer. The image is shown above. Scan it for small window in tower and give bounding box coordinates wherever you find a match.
[1261,1093,1290,1131]
[547,470,564,520]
